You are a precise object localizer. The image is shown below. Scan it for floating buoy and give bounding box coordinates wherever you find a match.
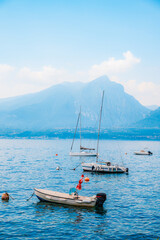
[85,177,90,182]
[2,192,9,201]
[55,154,58,156]
[125,153,127,155]
[56,166,61,170]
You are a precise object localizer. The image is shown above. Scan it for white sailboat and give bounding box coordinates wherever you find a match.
[81,91,129,174]
[69,107,98,157]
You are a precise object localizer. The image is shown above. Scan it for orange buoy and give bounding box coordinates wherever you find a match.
[125,153,127,155]
[2,192,9,201]
[55,154,58,156]
[85,177,90,182]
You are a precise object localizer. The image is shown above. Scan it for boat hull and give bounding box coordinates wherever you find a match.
[70,152,98,157]
[34,188,97,207]
[82,163,128,173]
[134,151,152,155]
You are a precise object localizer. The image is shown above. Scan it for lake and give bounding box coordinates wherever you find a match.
[0,138,159,239]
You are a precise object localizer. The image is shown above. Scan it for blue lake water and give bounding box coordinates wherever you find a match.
[0,138,160,239]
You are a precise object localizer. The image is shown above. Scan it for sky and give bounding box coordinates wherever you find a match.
[0,0,160,106]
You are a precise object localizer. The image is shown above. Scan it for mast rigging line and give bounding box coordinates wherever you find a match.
[70,111,81,152]
[96,91,104,162]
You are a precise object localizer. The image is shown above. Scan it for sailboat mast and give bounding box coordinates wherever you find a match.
[96,91,104,162]
[70,111,81,152]
[80,106,81,148]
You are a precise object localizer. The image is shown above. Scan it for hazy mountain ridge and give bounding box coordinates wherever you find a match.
[0,76,150,130]
[134,107,160,128]
[146,105,159,111]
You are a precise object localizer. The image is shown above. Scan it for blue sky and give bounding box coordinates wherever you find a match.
[0,0,160,105]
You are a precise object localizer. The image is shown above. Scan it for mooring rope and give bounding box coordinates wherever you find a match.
[8,193,15,200]
[26,192,34,201]
[70,162,82,170]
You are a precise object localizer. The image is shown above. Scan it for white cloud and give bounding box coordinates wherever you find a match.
[89,51,140,79]
[18,66,66,84]
[0,65,68,98]
[0,64,15,74]
[0,64,15,83]
[124,80,160,106]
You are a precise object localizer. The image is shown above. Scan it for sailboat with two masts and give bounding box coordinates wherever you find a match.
[69,107,98,157]
[81,91,129,173]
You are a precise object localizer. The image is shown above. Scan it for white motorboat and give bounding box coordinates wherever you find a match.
[82,161,128,173]
[70,107,98,157]
[34,188,106,207]
[82,91,129,174]
[134,150,153,155]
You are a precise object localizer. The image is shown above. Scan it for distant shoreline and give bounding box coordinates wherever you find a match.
[0,128,160,141]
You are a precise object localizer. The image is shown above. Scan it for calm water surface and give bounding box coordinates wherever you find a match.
[0,139,160,239]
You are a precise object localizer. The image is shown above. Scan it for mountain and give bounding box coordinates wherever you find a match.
[0,76,150,130]
[134,107,160,128]
[146,105,159,111]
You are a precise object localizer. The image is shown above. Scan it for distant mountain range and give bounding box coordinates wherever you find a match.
[146,105,159,111]
[134,107,160,128]
[0,76,153,130]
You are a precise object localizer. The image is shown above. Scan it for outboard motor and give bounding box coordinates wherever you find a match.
[96,193,106,207]
[126,168,129,173]
[148,151,153,155]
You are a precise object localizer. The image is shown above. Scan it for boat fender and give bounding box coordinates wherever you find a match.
[96,193,106,207]
[2,192,9,201]
[85,177,90,182]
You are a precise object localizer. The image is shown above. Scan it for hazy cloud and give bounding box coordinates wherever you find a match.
[89,51,141,79]
[18,66,66,84]
[0,65,67,98]
[0,64,15,73]
[124,80,160,105]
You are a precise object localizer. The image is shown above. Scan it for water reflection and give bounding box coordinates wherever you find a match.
[74,213,83,224]
[34,200,107,212]
[33,201,107,218]
[95,206,107,215]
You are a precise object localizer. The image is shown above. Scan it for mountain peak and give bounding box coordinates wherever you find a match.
[90,75,111,85]
[92,75,110,82]
[88,75,124,93]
